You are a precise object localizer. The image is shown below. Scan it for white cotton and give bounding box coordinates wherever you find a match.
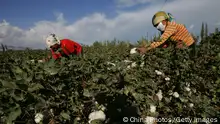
[38,60,43,63]
[184,87,191,92]
[107,62,116,66]
[173,92,179,98]
[131,62,137,67]
[140,62,144,67]
[155,70,163,75]
[130,48,137,54]
[186,82,190,87]
[124,60,132,63]
[127,65,131,69]
[88,110,106,124]
[189,103,194,108]
[144,116,156,124]
[50,109,54,116]
[156,90,163,101]
[150,105,156,113]
[35,113,43,124]
[165,77,170,81]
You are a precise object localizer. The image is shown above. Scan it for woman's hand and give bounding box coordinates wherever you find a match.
[136,47,150,54]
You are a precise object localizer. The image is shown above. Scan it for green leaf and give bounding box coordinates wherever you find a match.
[28,84,44,92]
[46,68,60,75]
[0,80,17,89]
[90,119,104,124]
[14,75,22,80]
[132,92,145,101]
[60,112,70,120]
[83,89,93,97]
[7,104,22,123]
[25,74,33,83]
[13,66,23,74]
[11,91,24,101]
[36,74,44,80]
[0,88,6,93]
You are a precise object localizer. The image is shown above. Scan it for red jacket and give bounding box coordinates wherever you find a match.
[50,39,82,60]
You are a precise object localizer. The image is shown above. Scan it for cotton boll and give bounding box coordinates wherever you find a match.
[156,90,163,101]
[173,92,179,98]
[127,65,131,69]
[76,117,81,120]
[189,103,194,108]
[150,105,156,113]
[155,70,163,75]
[107,62,116,66]
[140,62,144,67]
[130,48,137,54]
[184,87,191,92]
[165,77,170,81]
[38,60,43,63]
[88,110,106,124]
[50,109,54,116]
[35,113,43,124]
[124,60,133,63]
[131,62,137,67]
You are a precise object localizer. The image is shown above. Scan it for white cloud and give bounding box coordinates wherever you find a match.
[0,0,220,49]
[115,0,154,8]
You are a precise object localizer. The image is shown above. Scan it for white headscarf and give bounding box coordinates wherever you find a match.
[45,34,60,48]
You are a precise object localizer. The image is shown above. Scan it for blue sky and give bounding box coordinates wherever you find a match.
[0,0,220,49]
[0,0,118,28]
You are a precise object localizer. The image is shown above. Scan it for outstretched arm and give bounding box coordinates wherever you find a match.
[38,55,51,62]
[148,25,177,50]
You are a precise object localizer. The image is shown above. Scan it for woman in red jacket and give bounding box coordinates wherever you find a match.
[42,34,83,62]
